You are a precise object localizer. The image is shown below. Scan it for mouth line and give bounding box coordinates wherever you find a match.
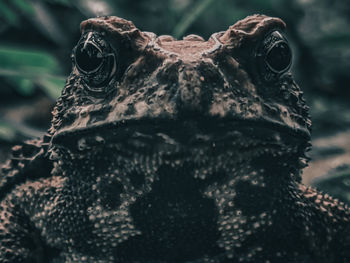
[51,117,310,152]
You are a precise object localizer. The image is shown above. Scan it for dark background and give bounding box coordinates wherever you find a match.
[0,0,349,203]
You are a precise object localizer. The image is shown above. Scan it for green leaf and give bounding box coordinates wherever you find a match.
[0,68,65,99]
[7,77,35,96]
[0,0,19,25]
[11,0,35,15]
[0,46,65,99]
[0,46,61,74]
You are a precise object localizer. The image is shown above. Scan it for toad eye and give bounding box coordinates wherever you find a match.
[74,32,117,91]
[266,41,291,73]
[75,42,103,73]
[256,31,292,82]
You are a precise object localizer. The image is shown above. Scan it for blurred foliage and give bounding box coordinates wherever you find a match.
[310,96,350,137]
[313,165,350,205]
[172,0,215,38]
[0,0,34,26]
[297,0,350,96]
[0,46,65,99]
[0,120,16,142]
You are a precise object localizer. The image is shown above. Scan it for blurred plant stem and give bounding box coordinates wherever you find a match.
[173,0,215,38]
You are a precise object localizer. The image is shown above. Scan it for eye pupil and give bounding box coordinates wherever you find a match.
[266,41,291,72]
[75,42,103,72]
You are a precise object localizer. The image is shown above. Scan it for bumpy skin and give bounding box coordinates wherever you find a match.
[0,15,349,263]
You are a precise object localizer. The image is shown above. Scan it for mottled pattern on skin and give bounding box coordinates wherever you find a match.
[0,15,350,263]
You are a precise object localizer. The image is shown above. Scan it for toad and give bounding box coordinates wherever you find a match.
[0,15,349,262]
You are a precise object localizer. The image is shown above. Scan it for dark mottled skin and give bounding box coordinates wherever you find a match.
[0,15,349,262]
